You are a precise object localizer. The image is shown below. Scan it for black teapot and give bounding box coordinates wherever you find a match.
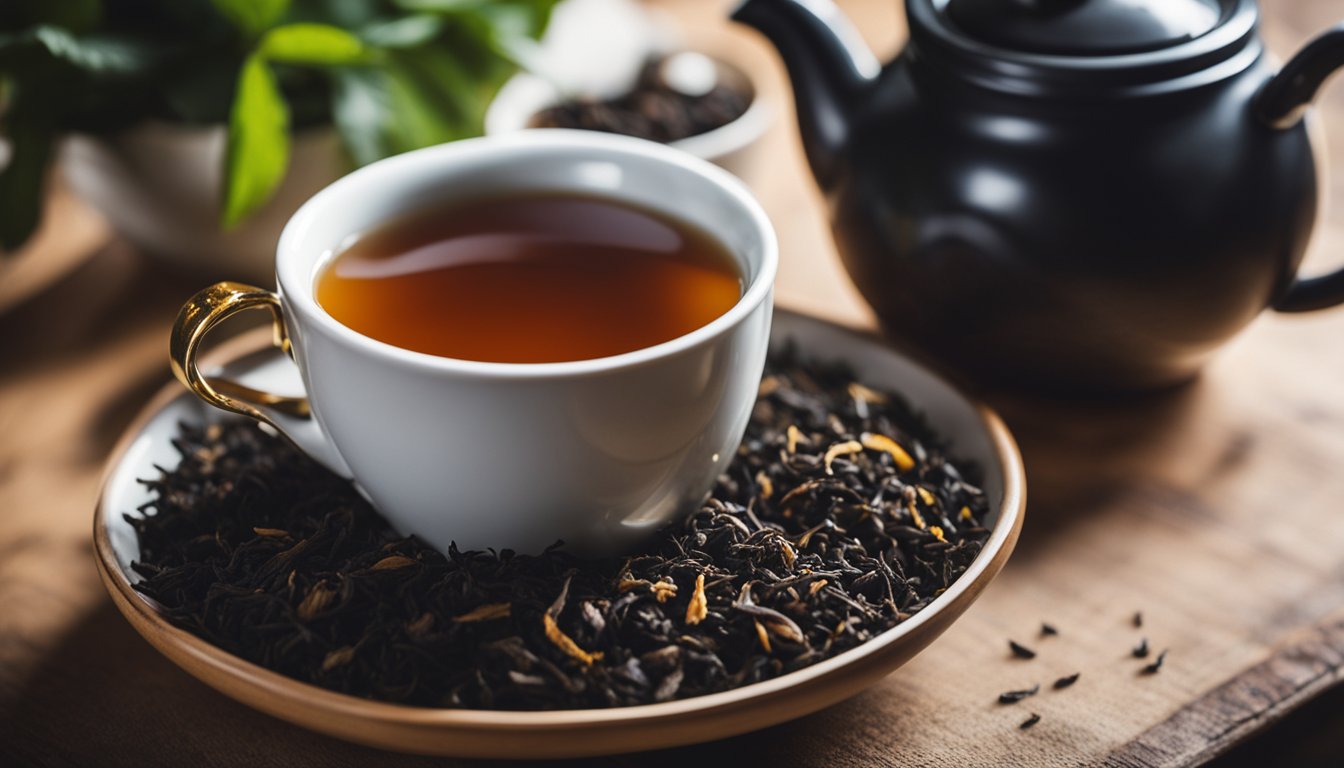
[734,0,1344,391]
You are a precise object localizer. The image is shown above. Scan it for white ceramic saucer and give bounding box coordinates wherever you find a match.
[93,309,1024,759]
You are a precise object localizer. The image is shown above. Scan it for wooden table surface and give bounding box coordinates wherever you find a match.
[4,1,1344,765]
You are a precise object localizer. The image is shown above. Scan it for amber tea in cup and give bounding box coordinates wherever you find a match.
[315,192,743,363]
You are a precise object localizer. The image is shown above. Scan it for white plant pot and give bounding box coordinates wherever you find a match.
[62,122,349,284]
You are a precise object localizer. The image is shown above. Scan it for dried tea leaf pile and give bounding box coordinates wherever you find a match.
[128,354,991,710]
[529,57,752,144]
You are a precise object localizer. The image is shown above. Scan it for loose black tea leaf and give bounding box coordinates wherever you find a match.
[127,353,991,710]
[1133,611,1143,628]
[1142,650,1168,675]
[1009,640,1037,659]
[530,56,751,144]
[998,684,1041,704]
[1133,638,1150,658]
[1053,673,1080,689]
[1040,623,1058,637]
[1020,712,1041,730]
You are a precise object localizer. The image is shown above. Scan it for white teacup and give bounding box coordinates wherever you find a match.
[170,131,777,554]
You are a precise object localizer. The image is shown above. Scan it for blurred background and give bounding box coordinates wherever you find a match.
[3,1,1344,765]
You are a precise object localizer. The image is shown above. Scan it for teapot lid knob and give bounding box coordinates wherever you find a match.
[944,0,1224,56]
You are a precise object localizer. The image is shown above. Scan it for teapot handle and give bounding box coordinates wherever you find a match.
[1257,24,1344,313]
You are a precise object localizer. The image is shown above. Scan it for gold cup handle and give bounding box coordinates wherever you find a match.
[169,282,311,425]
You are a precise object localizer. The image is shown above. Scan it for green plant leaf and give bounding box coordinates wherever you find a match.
[331,67,394,166]
[394,0,558,74]
[330,45,487,168]
[211,0,290,37]
[457,9,547,74]
[392,0,486,13]
[0,114,54,252]
[0,27,161,76]
[222,53,290,228]
[471,0,559,40]
[394,0,559,39]
[285,0,382,28]
[260,22,367,65]
[33,27,159,74]
[386,46,478,143]
[359,14,442,49]
[158,52,240,124]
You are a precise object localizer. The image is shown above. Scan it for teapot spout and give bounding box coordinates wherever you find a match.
[733,0,879,188]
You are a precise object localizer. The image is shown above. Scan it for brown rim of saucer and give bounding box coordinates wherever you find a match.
[92,314,1026,759]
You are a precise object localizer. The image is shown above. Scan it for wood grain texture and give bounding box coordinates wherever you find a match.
[1107,611,1344,767]
[4,0,1344,765]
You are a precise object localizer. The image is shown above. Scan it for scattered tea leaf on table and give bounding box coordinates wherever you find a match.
[999,685,1041,704]
[1053,673,1080,689]
[1141,650,1168,675]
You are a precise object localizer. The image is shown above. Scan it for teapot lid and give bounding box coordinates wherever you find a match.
[944,0,1223,56]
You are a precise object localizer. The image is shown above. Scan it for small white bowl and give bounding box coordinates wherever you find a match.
[485,63,772,181]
